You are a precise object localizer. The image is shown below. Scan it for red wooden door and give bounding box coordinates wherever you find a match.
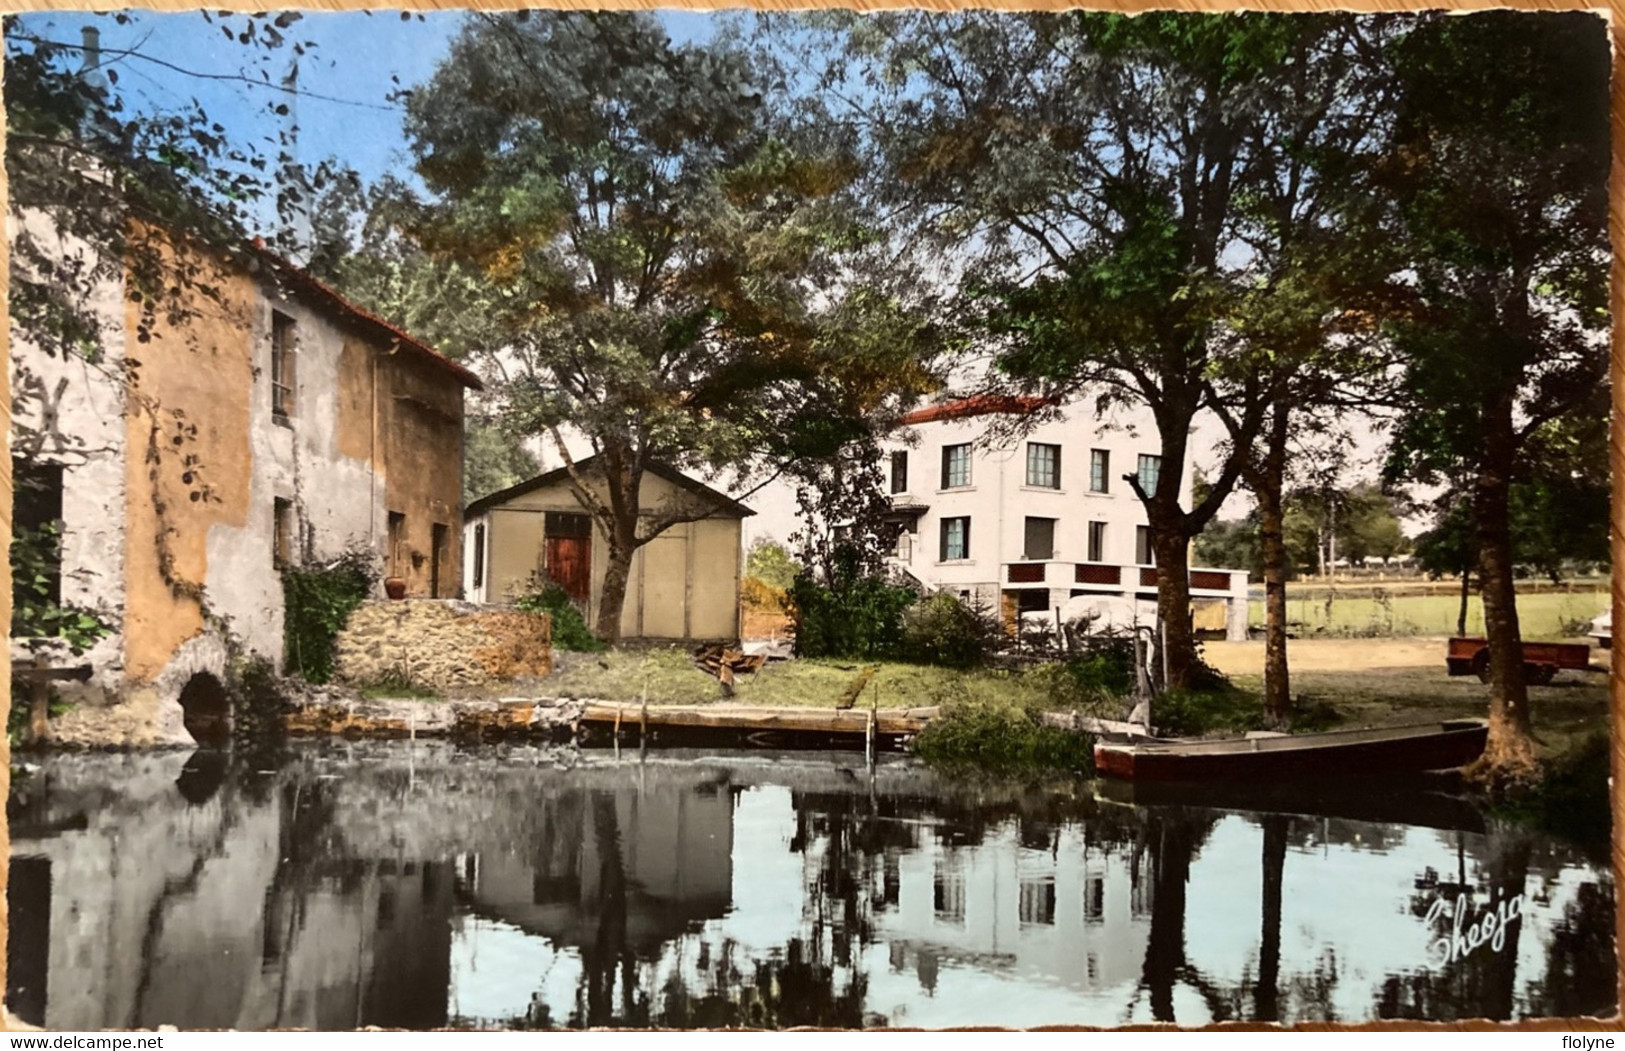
[544,512,593,603]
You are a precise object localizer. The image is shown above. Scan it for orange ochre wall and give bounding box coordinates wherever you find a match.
[121,245,257,684]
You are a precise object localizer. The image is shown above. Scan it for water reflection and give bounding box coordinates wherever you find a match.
[6,743,1614,1029]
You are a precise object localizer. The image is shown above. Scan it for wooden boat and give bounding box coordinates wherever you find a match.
[1093,718,1489,782]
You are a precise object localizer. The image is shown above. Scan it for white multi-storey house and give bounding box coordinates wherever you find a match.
[880,395,1249,641]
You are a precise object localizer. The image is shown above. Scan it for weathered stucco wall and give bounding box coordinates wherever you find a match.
[332,599,551,691]
[12,219,471,746]
[380,355,464,598]
[7,209,131,698]
[468,470,744,640]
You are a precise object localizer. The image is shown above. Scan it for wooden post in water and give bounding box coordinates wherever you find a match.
[865,707,876,767]
[613,703,623,758]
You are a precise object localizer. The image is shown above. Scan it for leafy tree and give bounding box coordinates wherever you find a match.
[462,416,539,506]
[829,11,1379,690]
[398,12,940,643]
[5,13,329,644]
[745,538,798,592]
[1377,11,1609,787]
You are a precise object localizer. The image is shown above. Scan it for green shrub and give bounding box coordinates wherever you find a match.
[913,694,1094,777]
[282,554,375,684]
[745,540,799,592]
[900,592,995,669]
[515,583,606,652]
[1492,733,1611,847]
[1151,686,1266,738]
[787,572,916,661]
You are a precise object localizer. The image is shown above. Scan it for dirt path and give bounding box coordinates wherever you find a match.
[1203,637,1449,675]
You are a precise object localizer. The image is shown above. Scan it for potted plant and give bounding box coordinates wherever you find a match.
[384,577,407,600]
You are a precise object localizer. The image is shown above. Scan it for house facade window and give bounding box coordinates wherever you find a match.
[1087,521,1106,563]
[940,516,970,561]
[1136,525,1155,566]
[387,510,406,579]
[270,311,297,420]
[1023,517,1055,560]
[1136,454,1162,495]
[941,443,971,489]
[1026,442,1060,489]
[12,459,65,621]
[1090,449,1110,493]
[890,450,909,494]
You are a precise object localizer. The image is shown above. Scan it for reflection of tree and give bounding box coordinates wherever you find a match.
[1253,815,1288,1022]
[1132,811,1220,1023]
[1377,823,1534,1022]
[1522,877,1616,1018]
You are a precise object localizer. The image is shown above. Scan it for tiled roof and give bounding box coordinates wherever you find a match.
[250,240,483,391]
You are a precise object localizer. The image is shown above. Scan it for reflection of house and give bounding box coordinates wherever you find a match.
[9,216,479,746]
[7,754,455,1030]
[460,781,735,953]
[462,456,753,640]
[879,395,1247,639]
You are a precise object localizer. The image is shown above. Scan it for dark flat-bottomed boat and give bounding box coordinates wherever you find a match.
[1093,719,1489,782]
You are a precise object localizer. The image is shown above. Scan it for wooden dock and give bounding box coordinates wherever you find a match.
[577,702,936,752]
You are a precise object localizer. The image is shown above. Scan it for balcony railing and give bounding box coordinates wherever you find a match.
[998,562,1242,593]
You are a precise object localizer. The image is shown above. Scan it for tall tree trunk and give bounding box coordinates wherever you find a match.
[1248,410,1292,727]
[594,528,637,645]
[1457,568,1471,638]
[1469,390,1540,788]
[1152,524,1198,691]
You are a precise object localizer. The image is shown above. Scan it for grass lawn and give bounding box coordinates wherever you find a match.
[1254,588,1607,639]
[540,646,1047,710]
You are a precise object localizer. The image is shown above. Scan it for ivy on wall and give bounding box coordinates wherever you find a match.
[281,551,376,684]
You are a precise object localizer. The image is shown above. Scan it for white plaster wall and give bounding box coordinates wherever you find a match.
[7,209,130,693]
[199,291,385,673]
[882,394,1177,593]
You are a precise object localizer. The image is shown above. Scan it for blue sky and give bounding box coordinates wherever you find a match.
[8,9,728,200]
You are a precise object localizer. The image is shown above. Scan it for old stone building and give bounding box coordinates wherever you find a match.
[10,221,481,746]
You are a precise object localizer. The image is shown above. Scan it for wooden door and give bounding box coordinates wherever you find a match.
[544,512,593,602]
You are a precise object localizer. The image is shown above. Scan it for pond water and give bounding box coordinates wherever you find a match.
[5,742,1614,1030]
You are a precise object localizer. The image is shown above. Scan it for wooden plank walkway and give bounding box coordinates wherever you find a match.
[577,702,936,742]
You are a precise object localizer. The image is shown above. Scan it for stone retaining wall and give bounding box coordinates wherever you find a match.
[332,600,552,691]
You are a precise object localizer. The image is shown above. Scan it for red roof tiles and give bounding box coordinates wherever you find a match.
[898,394,1054,427]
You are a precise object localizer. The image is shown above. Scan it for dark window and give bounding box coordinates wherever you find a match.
[1090,449,1110,493]
[1023,517,1056,560]
[430,522,449,598]
[1084,877,1105,922]
[890,450,909,494]
[271,311,297,420]
[1019,879,1057,926]
[545,512,593,538]
[472,522,486,588]
[1016,589,1049,615]
[940,516,970,561]
[1088,521,1106,563]
[273,498,293,569]
[1026,443,1061,489]
[1136,525,1154,566]
[11,459,64,636]
[1137,454,1162,496]
[941,444,971,488]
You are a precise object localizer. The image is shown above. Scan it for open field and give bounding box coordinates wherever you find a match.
[1249,588,1607,639]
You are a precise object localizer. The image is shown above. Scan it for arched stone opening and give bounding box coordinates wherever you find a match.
[177,672,231,748]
